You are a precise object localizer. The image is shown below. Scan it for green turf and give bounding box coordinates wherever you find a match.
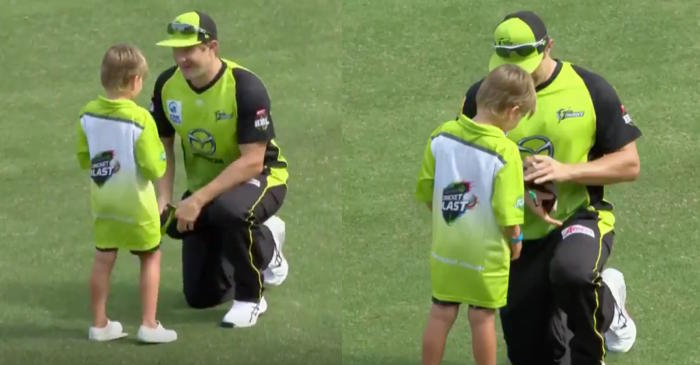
[0,1,340,364]
[2,0,699,364]
[341,1,699,364]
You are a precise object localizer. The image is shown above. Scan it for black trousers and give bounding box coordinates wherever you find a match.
[501,209,616,365]
[180,175,286,307]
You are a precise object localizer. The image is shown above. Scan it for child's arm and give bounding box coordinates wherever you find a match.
[501,224,522,261]
[492,144,525,260]
[416,137,435,209]
[76,119,90,170]
[135,112,166,181]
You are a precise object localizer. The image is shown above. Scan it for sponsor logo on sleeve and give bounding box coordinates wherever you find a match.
[621,104,634,125]
[254,109,270,131]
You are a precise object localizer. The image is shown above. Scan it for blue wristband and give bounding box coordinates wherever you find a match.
[510,233,523,244]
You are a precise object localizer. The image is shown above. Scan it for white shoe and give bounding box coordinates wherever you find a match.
[220,297,268,328]
[602,268,637,353]
[262,216,288,287]
[137,322,177,343]
[88,320,128,341]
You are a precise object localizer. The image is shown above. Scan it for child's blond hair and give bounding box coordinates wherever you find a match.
[100,44,148,92]
[476,64,536,118]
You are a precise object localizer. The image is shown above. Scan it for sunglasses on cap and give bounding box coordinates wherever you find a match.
[166,22,211,39]
[493,37,548,58]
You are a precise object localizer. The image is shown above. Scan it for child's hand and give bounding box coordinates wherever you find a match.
[525,188,563,227]
[510,242,522,261]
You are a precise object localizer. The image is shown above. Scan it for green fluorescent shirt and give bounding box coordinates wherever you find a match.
[416,115,524,307]
[462,61,641,239]
[77,97,165,247]
[151,59,288,191]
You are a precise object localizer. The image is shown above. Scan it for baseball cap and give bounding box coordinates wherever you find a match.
[488,11,549,73]
[156,11,218,48]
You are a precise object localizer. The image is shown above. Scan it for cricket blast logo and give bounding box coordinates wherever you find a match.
[90,150,120,187]
[442,181,478,224]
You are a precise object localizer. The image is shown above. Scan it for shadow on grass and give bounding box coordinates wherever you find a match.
[342,354,468,365]
[0,279,239,340]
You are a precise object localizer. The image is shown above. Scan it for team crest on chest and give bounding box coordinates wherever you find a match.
[166,100,183,125]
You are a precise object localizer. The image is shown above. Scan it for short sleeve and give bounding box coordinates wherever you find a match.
[491,142,524,227]
[415,137,436,203]
[150,66,177,138]
[572,65,641,158]
[234,68,275,144]
[76,118,90,170]
[135,112,166,181]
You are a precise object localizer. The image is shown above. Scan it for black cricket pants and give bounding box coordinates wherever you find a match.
[180,174,286,307]
[500,209,617,365]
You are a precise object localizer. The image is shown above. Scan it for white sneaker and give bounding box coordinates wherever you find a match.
[262,216,288,287]
[88,320,128,342]
[602,268,637,353]
[137,322,177,343]
[220,297,268,328]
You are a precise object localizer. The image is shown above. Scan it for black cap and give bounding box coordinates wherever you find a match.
[503,11,548,41]
[195,11,218,41]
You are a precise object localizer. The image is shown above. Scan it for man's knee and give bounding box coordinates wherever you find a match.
[549,255,597,289]
[207,196,250,227]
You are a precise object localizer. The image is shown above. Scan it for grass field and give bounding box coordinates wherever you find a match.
[341,1,699,365]
[0,1,340,364]
[1,0,698,364]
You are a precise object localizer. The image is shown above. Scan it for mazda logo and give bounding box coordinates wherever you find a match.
[517,135,554,157]
[188,128,216,155]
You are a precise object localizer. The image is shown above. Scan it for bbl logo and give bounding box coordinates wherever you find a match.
[188,128,216,156]
[517,135,554,157]
[90,151,120,187]
[254,109,270,131]
[442,181,478,224]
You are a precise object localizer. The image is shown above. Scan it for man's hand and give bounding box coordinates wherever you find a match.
[175,193,205,232]
[524,155,573,185]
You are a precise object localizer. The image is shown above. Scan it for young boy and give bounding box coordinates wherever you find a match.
[76,44,177,343]
[416,64,536,365]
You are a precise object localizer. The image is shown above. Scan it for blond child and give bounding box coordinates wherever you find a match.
[416,64,536,365]
[76,44,177,343]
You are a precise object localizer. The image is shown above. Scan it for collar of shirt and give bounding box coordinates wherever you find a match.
[457,114,505,138]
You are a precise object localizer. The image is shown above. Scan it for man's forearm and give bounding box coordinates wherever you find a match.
[194,157,263,206]
[568,146,640,186]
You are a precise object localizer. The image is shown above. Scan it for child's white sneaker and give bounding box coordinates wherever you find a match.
[137,322,177,343]
[220,297,268,328]
[88,320,128,341]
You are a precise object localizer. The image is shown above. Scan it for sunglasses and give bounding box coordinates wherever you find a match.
[493,37,548,58]
[166,22,211,39]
